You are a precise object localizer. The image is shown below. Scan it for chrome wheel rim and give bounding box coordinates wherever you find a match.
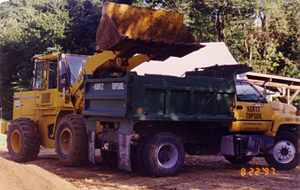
[155,143,178,169]
[59,128,73,155]
[273,140,296,164]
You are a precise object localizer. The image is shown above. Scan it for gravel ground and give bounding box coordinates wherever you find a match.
[0,146,299,190]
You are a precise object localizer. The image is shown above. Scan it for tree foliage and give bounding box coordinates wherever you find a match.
[0,0,299,119]
[0,0,102,119]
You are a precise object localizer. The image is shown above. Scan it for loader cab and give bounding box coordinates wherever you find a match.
[30,54,89,147]
[33,54,89,92]
[33,54,59,91]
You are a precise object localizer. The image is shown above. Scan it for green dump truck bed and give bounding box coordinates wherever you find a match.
[83,71,237,122]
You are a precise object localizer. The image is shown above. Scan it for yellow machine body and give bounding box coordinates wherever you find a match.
[11,52,150,147]
[0,120,10,134]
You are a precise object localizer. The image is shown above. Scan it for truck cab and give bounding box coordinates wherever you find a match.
[232,80,299,136]
[222,80,300,170]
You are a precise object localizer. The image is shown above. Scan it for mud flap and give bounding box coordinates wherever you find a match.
[86,120,96,164]
[88,130,96,164]
[118,133,133,171]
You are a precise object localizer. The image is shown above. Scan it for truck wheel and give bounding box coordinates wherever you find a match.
[264,132,300,170]
[7,118,40,162]
[143,132,185,177]
[101,149,118,168]
[55,114,88,166]
[224,155,253,165]
[131,135,148,171]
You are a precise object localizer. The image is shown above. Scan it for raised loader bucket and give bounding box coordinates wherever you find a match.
[96,2,204,60]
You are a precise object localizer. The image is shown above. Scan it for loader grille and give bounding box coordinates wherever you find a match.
[41,92,51,104]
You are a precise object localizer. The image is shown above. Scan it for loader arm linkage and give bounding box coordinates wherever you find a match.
[70,51,150,113]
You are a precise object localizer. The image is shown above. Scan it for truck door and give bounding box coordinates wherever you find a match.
[231,81,273,132]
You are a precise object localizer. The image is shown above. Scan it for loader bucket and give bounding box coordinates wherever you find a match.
[96,2,204,60]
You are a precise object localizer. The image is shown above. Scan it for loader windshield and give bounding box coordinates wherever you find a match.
[65,55,89,86]
[59,55,89,91]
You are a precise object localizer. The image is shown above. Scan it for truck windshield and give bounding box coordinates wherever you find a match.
[236,81,263,102]
[65,55,89,86]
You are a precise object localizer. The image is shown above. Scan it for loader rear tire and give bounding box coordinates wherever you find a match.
[7,118,40,162]
[55,114,88,166]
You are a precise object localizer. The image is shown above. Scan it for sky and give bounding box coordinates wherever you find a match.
[0,0,8,3]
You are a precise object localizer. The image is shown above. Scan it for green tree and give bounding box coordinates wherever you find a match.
[0,0,102,119]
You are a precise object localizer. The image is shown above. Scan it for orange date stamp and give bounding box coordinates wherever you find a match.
[240,167,276,176]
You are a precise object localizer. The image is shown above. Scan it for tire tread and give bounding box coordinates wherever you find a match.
[7,118,40,162]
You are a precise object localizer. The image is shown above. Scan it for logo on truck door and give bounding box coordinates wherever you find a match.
[246,106,262,120]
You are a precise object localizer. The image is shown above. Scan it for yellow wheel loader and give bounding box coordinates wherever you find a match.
[6,2,202,166]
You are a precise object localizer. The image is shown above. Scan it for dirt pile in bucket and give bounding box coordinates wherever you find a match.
[0,157,76,190]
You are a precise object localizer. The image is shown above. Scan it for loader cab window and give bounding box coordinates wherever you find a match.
[33,61,46,90]
[65,55,88,86]
[48,60,58,89]
[58,55,88,92]
[236,81,263,102]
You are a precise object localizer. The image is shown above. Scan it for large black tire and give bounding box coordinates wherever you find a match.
[224,155,253,165]
[7,118,40,162]
[55,114,88,166]
[264,131,300,170]
[143,132,185,177]
[131,135,149,172]
[101,149,118,168]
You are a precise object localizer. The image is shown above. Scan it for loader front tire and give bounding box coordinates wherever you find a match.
[55,114,88,166]
[7,118,40,162]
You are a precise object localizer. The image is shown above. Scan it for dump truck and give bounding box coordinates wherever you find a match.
[3,2,300,177]
[81,64,300,176]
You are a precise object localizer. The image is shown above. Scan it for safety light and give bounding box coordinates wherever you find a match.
[229,106,234,117]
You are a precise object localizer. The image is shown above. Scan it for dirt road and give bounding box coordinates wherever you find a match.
[0,146,299,190]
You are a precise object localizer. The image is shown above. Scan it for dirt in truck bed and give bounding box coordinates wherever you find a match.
[0,146,299,190]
